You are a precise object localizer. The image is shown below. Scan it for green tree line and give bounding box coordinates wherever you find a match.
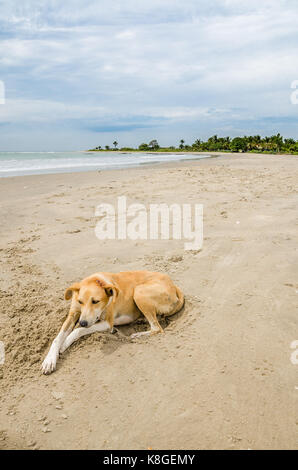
[90,134,298,154]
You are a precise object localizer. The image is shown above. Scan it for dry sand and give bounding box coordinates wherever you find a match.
[0,152,297,449]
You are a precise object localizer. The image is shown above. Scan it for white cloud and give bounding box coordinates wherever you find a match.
[115,30,136,40]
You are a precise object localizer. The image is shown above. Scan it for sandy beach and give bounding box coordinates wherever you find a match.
[0,152,297,449]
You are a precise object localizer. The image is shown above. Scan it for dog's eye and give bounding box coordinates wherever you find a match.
[78,300,83,305]
[92,299,99,304]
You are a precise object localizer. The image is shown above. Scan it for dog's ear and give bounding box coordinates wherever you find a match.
[64,282,81,300]
[95,278,106,288]
[104,285,119,300]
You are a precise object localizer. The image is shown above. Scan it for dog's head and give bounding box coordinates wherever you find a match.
[64,277,118,327]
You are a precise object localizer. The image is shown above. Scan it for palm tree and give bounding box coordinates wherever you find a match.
[192,139,201,150]
[179,139,185,149]
[148,140,159,150]
[113,141,118,150]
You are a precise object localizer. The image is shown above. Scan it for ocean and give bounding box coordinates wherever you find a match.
[0,151,212,177]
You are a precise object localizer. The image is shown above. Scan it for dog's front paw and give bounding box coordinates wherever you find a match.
[41,351,58,375]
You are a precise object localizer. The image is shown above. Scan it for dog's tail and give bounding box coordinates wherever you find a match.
[173,285,185,314]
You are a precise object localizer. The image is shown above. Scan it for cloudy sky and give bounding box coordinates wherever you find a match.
[0,0,297,151]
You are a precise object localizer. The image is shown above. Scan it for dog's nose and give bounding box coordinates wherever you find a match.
[79,320,88,327]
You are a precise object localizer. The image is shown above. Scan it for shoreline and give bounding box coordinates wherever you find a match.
[88,149,298,156]
[0,151,296,181]
[0,150,216,179]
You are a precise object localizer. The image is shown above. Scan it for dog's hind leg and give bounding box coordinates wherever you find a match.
[131,286,164,339]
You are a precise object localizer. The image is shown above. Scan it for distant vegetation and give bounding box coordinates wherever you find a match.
[89,134,298,154]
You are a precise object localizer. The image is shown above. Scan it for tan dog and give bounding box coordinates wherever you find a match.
[42,270,184,374]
